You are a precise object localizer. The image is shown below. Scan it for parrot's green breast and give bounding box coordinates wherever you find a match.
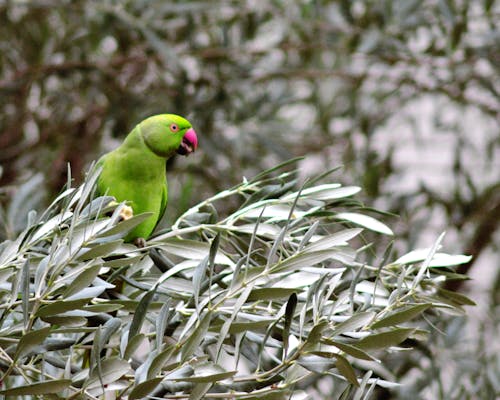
[97,137,168,242]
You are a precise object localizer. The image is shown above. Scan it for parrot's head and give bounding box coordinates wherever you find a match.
[139,114,198,158]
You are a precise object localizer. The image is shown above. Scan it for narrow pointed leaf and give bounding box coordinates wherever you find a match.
[160,238,233,265]
[283,293,297,357]
[305,228,363,252]
[77,240,123,261]
[181,312,211,362]
[298,220,319,250]
[437,288,476,306]
[325,340,376,361]
[21,259,30,328]
[357,328,415,350]
[335,353,360,387]
[14,326,51,361]
[371,304,431,329]
[174,362,237,383]
[182,370,236,383]
[193,256,209,314]
[36,299,91,317]
[41,316,87,327]
[148,346,176,379]
[0,380,72,396]
[283,183,345,200]
[228,319,277,334]
[124,334,146,360]
[208,233,220,268]
[335,212,393,235]
[63,263,102,298]
[30,212,73,242]
[65,286,106,300]
[272,249,344,273]
[247,287,299,301]
[414,232,445,289]
[129,378,163,400]
[306,320,329,345]
[298,354,337,373]
[86,357,130,389]
[331,312,375,336]
[99,318,122,351]
[128,289,156,345]
[156,299,172,351]
[189,382,213,400]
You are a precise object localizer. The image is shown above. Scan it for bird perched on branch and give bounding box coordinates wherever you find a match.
[96,114,198,246]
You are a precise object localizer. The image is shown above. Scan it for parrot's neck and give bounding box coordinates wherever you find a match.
[115,126,167,181]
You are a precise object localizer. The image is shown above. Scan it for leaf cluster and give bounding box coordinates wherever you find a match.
[0,161,473,399]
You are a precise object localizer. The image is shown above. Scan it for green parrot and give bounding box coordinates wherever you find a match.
[96,114,198,246]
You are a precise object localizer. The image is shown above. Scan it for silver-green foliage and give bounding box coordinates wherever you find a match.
[0,161,473,399]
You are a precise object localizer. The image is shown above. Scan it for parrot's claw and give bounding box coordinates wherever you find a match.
[134,237,146,248]
[119,205,134,222]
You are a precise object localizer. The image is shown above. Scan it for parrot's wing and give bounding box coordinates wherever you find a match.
[157,182,168,223]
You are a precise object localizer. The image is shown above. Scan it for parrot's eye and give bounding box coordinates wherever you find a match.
[169,124,179,133]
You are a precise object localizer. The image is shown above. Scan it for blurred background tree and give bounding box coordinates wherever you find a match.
[0,0,498,398]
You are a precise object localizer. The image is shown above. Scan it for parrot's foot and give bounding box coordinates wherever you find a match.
[119,205,134,221]
[104,202,134,221]
[134,237,146,248]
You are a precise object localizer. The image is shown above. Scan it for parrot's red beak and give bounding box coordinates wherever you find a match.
[177,128,198,156]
